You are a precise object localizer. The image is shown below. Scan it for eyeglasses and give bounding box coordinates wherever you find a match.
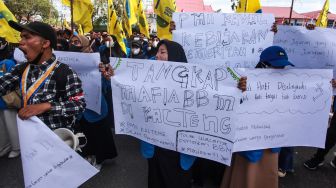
[70,40,81,45]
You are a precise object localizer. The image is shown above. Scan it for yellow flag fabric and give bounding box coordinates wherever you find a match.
[108,0,127,54]
[154,0,176,40]
[77,24,84,35]
[123,0,132,37]
[0,0,20,43]
[62,0,70,7]
[236,0,262,13]
[63,19,70,29]
[130,0,138,25]
[316,0,329,28]
[73,0,94,33]
[137,0,149,38]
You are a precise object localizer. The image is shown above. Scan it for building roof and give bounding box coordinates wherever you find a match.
[301,10,336,20]
[262,6,309,19]
[176,0,213,12]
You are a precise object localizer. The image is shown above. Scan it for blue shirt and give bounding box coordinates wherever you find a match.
[0,59,16,109]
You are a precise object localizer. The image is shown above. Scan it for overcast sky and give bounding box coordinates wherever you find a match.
[204,0,336,13]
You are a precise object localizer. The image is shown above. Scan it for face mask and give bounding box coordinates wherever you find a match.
[134,37,140,41]
[69,45,82,52]
[153,41,159,47]
[105,41,115,48]
[143,38,148,42]
[28,49,44,65]
[147,46,152,51]
[132,48,140,55]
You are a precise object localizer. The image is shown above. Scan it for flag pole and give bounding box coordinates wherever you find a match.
[244,0,247,12]
[70,0,74,31]
[289,0,294,25]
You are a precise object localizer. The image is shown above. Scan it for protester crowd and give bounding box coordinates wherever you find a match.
[0,19,335,188]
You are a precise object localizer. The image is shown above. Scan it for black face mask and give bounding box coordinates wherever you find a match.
[69,45,82,52]
[28,49,44,65]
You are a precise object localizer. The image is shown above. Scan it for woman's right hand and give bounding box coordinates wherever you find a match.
[238,77,247,92]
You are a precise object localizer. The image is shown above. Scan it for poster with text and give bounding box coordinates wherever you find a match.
[17,116,98,188]
[234,69,333,152]
[173,13,275,67]
[111,58,242,165]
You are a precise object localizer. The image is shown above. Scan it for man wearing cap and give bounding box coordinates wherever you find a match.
[0,21,86,130]
[130,40,147,59]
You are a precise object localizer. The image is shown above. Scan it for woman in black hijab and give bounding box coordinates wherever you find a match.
[141,40,194,188]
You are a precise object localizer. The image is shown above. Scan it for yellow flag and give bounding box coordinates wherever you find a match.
[73,0,93,33]
[154,0,176,40]
[137,0,149,38]
[236,0,262,13]
[316,0,329,28]
[123,0,138,36]
[0,0,20,43]
[77,24,84,35]
[62,0,70,7]
[63,19,70,29]
[130,0,138,25]
[108,0,127,54]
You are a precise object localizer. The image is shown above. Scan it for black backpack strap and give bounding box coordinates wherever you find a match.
[53,63,71,98]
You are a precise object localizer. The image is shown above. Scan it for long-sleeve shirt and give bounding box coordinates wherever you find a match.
[0,54,86,130]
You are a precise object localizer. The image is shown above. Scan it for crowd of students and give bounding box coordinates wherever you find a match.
[0,19,335,188]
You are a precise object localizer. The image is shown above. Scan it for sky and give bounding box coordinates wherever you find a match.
[54,0,336,21]
[204,0,336,13]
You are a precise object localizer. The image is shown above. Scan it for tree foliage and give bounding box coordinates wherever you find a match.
[4,0,58,23]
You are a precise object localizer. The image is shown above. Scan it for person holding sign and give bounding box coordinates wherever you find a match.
[221,46,294,188]
[0,21,86,130]
[68,35,118,170]
[141,40,247,188]
[140,39,195,188]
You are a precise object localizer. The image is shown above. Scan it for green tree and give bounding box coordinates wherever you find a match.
[4,0,58,24]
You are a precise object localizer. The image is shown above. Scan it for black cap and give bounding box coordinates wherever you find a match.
[132,40,142,48]
[8,21,57,49]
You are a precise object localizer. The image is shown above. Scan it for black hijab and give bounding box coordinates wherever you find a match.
[157,40,187,63]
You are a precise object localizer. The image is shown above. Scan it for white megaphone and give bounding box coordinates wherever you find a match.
[54,128,86,151]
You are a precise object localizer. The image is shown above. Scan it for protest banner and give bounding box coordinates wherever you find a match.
[111,58,242,165]
[17,116,98,188]
[234,69,333,152]
[172,13,275,67]
[274,26,336,71]
[14,49,102,114]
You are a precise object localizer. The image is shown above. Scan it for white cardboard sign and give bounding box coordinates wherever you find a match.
[17,116,98,188]
[111,58,241,165]
[173,13,275,67]
[234,69,333,151]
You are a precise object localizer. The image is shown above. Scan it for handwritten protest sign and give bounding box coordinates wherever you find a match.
[274,26,336,94]
[14,49,102,114]
[274,25,336,72]
[172,13,275,67]
[17,116,98,188]
[111,58,241,165]
[233,69,333,152]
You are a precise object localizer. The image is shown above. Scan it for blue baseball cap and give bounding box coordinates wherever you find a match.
[259,46,294,67]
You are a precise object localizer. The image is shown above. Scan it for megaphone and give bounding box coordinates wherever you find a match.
[53,128,86,151]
